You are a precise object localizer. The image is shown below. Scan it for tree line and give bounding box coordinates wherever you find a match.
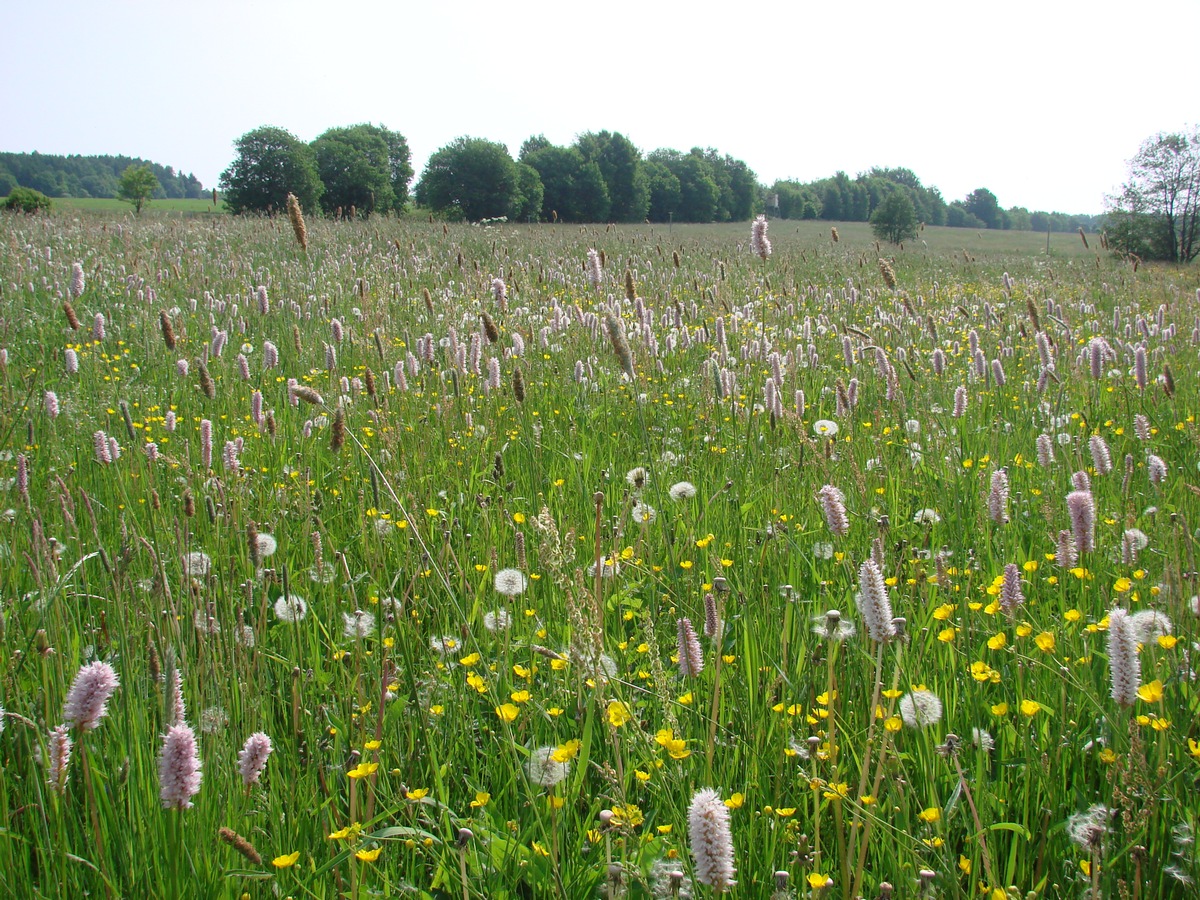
[768,168,1103,234]
[14,124,1193,263]
[0,152,205,200]
[220,126,757,224]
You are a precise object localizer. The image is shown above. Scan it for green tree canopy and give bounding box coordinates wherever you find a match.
[514,163,545,222]
[644,160,681,222]
[965,187,1006,229]
[870,191,919,244]
[648,150,719,222]
[3,186,51,214]
[696,148,757,221]
[117,164,160,215]
[312,124,413,216]
[415,137,520,221]
[523,145,610,222]
[220,126,323,215]
[1105,128,1200,263]
[574,131,649,222]
[313,126,393,216]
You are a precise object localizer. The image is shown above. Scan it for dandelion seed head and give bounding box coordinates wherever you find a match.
[668,481,697,501]
[494,568,527,596]
[273,593,308,623]
[899,689,943,728]
[525,746,571,787]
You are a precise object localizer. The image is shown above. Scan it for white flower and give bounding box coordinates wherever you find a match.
[813,419,839,437]
[905,419,920,435]
[494,568,527,596]
[255,533,278,558]
[899,690,943,728]
[184,552,212,578]
[525,746,571,787]
[913,508,941,525]
[812,542,834,560]
[587,556,622,578]
[625,467,648,490]
[343,609,375,639]
[668,481,697,501]
[1128,609,1171,643]
[483,609,511,632]
[632,501,657,525]
[429,635,460,656]
[273,593,307,623]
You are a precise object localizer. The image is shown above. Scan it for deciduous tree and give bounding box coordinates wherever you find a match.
[870,191,919,244]
[117,164,160,216]
[415,137,520,221]
[220,126,323,215]
[1106,127,1200,263]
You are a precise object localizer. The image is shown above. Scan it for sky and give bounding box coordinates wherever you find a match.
[4,0,1197,215]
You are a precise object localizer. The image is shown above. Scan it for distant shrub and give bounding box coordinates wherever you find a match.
[3,187,51,214]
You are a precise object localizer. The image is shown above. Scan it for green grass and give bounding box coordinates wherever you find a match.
[51,196,225,214]
[0,214,1196,899]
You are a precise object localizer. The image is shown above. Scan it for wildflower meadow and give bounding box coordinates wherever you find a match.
[0,210,1198,899]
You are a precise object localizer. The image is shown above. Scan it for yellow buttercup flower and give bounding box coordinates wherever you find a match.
[607,700,632,727]
[272,851,300,868]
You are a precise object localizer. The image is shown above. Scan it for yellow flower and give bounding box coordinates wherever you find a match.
[470,791,490,807]
[510,690,531,703]
[355,847,382,862]
[552,740,581,762]
[1019,699,1041,717]
[364,739,381,751]
[1114,576,1132,593]
[938,627,957,643]
[272,851,300,868]
[823,782,849,801]
[1189,739,1200,759]
[1034,632,1055,652]
[1137,680,1164,703]
[724,792,745,809]
[932,603,956,620]
[495,703,519,723]
[958,855,971,874]
[987,632,1007,650]
[513,512,526,524]
[679,560,693,570]
[459,652,481,667]
[606,700,632,727]
[1098,748,1117,764]
[884,716,903,732]
[678,692,694,705]
[1159,635,1178,649]
[991,702,1009,716]
[405,787,429,800]
[348,762,379,779]
[808,873,831,890]
[610,803,644,827]
[1065,609,1082,622]
[918,806,941,823]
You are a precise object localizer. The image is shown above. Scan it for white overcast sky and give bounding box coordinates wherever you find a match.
[4,0,1196,214]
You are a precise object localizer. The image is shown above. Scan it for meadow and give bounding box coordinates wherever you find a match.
[50,197,225,215]
[0,210,1197,900]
